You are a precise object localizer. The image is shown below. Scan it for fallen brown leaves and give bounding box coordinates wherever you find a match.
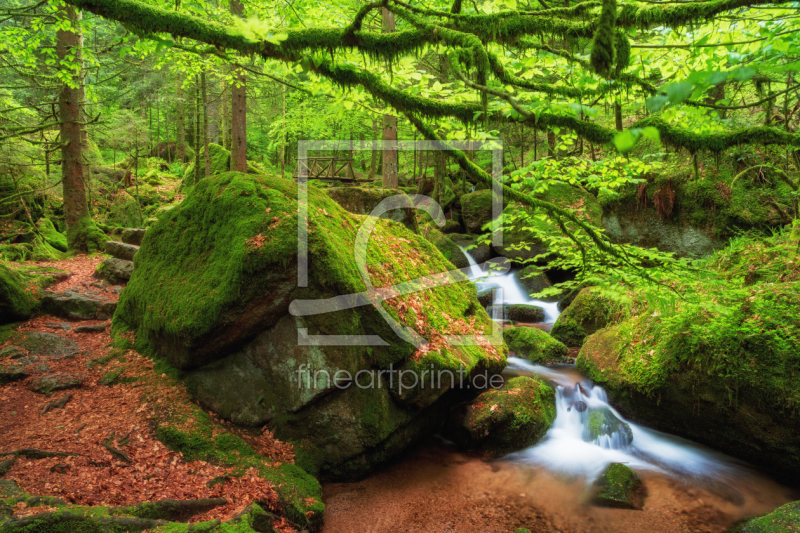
[0,255,296,530]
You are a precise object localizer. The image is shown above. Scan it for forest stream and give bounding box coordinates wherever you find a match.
[321,251,798,533]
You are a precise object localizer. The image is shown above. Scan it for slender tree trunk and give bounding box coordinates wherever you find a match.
[381,7,398,188]
[614,101,623,131]
[177,78,186,163]
[368,118,378,180]
[202,70,210,178]
[230,0,247,172]
[547,129,556,157]
[194,75,201,184]
[57,4,95,251]
[280,83,286,178]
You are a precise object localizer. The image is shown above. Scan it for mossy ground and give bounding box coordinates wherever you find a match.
[728,500,800,533]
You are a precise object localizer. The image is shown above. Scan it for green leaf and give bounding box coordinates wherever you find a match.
[613,130,638,154]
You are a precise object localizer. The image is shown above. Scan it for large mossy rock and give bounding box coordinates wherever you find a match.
[182,143,264,186]
[550,287,616,346]
[516,266,557,301]
[461,189,494,233]
[36,218,67,252]
[577,235,800,478]
[447,376,556,456]
[728,500,800,532]
[115,172,505,480]
[0,265,35,325]
[592,463,644,510]
[326,187,418,233]
[504,326,568,364]
[495,182,603,263]
[420,226,470,269]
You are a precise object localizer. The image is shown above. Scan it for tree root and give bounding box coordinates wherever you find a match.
[0,449,77,459]
[40,393,72,415]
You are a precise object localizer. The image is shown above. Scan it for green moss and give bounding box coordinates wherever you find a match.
[66,216,108,253]
[504,327,568,364]
[551,287,617,346]
[728,500,800,533]
[420,226,469,269]
[593,463,643,509]
[577,231,800,477]
[182,143,231,184]
[458,376,556,456]
[36,218,68,252]
[0,264,36,325]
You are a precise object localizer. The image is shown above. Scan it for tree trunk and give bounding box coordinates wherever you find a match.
[547,129,556,157]
[230,0,247,172]
[194,75,201,184]
[368,118,378,180]
[177,78,186,162]
[57,4,100,252]
[614,101,623,131]
[381,7,398,189]
[202,70,210,178]
[280,83,286,178]
[706,82,727,120]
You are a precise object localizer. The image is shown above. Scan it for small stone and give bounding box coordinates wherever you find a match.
[29,373,85,395]
[17,332,79,359]
[0,365,28,384]
[97,301,117,320]
[0,346,24,359]
[506,304,546,323]
[593,463,645,510]
[75,324,108,333]
[99,367,126,386]
[96,257,134,283]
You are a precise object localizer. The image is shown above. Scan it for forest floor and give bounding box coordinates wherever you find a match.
[0,255,297,531]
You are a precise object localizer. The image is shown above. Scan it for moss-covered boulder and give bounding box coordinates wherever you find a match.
[115,172,505,479]
[461,189,494,234]
[326,187,418,233]
[420,226,470,269]
[182,143,231,182]
[550,287,616,346]
[728,500,800,532]
[447,376,556,456]
[504,327,568,364]
[576,232,800,479]
[0,264,35,325]
[516,266,557,301]
[592,463,644,509]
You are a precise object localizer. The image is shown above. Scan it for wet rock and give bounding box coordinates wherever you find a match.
[121,228,147,246]
[17,332,79,359]
[446,376,556,457]
[421,227,470,269]
[0,346,24,360]
[504,327,568,364]
[96,257,134,284]
[516,267,558,302]
[476,285,499,307]
[585,408,633,446]
[0,365,27,384]
[104,241,139,261]
[461,189,493,234]
[506,304,545,323]
[593,463,644,510]
[551,287,616,347]
[75,324,108,333]
[29,373,84,395]
[728,500,800,532]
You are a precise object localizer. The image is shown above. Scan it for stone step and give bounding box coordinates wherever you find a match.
[41,290,117,321]
[104,241,139,261]
[121,227,147,246]
[96,257,133,284]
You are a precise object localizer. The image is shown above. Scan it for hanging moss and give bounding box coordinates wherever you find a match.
[589,0,617,78]
[614,29,630,76]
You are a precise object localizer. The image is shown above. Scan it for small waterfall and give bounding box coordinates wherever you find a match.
[460,246,559,322]
[505,361,744,482]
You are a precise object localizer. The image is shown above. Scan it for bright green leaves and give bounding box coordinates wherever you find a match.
[613,127,660,154]
[233,16,288,44]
